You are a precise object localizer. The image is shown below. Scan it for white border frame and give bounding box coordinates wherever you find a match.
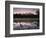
[10,4,43,34]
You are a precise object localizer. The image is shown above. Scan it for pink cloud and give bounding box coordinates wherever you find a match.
[13,8,39,15]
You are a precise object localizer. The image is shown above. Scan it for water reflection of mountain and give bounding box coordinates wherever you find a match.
[14,18,39,22]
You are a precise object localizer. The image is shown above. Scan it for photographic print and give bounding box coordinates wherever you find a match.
[5,1,45,37]
[13,8,39,30]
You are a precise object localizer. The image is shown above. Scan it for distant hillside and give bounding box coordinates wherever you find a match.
[13,14,39,18]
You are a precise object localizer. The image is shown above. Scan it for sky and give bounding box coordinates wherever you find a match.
[13,8,39,15]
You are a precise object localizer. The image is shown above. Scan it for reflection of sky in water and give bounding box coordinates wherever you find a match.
[13,21,38,29]
[13,21,39,30]
[14,22,32,26]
